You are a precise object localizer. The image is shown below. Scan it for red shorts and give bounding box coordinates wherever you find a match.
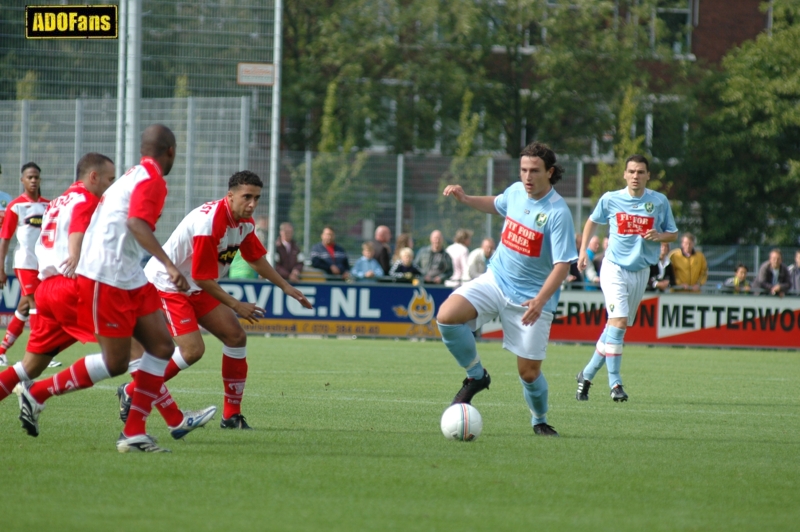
[15,268,40,297]
[77,276,162,338]
[158,290,221,337]
[27,275,96,355]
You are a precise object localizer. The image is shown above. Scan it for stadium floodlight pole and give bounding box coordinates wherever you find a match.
[115,0,128,176]
[124,0,142,170]
[267,0,284,266]
[395,154,403,240]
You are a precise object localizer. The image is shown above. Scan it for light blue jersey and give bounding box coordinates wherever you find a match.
[590,188,678,272]
[489,182,577,312]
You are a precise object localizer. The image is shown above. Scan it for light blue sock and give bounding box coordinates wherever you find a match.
[605,325,626,388]
[520,373,548,426]
[583,325,608,381]
[437,322,484,379]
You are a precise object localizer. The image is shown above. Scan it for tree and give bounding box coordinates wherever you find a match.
[677,1,800,244]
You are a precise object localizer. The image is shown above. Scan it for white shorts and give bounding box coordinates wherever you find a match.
[452,269,553,360]
[599,259,649,325]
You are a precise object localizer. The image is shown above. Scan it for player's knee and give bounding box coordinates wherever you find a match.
[519,366,541,383]
[105,357,129,377]
[222,328,247,347]
[149,340,176,361]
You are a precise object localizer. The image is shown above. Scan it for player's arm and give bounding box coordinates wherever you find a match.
[248,255,313,309]
[61,232,84,279]
[578,220,598,272]
[194,277,267,323]
[442,185,498,214]
[126,217,189,292]
[521,262,571,326]
[643,230,678,243]
[0,206,18,287]
[0,238,10,286]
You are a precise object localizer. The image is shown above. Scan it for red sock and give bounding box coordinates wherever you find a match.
[123,369,164,436]
[0,315,26,355]
[153,383,184,427]
[163,358,181,382]
[124,373,136,397]
[222,355,247,419]
[0,366,21,401]
[29,357,94,404]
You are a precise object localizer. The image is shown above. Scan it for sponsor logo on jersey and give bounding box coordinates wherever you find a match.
[25,214,43,227]
[218,246,240,265]
[501,217,543,258]
[616,212,654,236]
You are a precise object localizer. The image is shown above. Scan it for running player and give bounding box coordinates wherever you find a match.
[437,142,577,436]
[0,162,48,365]
[575,154,677,402]
[117,170,312,429]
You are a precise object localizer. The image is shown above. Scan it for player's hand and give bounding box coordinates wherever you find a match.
[59,256,79,279]
[234,302,265,323]
[285,286,313,309]
[0,270,7,288]
[577,250,589,272]
[166,265,190,292]
[442,185,467,203]
[521,297,544,326]
[643,229,660,241]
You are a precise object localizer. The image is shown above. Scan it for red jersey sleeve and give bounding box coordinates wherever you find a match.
[68,194,100,234]
[240,230,267,262]
[128,177,167,231]
[191,235,222,281]
[0,203,18,239]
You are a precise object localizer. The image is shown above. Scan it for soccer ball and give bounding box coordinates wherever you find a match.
[440,403,483,441]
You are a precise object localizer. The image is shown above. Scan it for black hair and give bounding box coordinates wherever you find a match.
[625,154,650,172]
[21,161,41,174]
[76,152,113,180]
[735,263,748,272]
[520,142,563,185]
[228,170,263,190]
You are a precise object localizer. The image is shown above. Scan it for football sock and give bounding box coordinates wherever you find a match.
[154,383,184,428]
[583,325,608,381]
[123,353,167,437]
[520,373,548,426]
[222,346,247,419]
[0,311,28,355]
[124,357,140,396]
[0,362,29,401]
[437,322,484,379]
[29,354,110,404]
[605,325,625,388]
[164,347,190,382]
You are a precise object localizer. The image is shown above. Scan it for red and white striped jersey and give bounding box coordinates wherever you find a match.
[144,197,266,293]
[36,182,100,280]
[0,192,49,270]
[76,157,168,290]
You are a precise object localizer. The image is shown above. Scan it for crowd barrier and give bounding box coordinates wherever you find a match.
[1,277,795,349]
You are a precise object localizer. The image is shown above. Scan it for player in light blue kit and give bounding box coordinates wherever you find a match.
[437,142,577,437]
[576,155,678,402]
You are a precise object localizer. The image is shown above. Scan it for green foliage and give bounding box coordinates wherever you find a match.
[678,3,800,244]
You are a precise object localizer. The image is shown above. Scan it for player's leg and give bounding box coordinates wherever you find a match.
[0,350,50,402]
[576,323,608,401]
[502,304,558,436]
[437,271,504,405]
[0,287,34,362]
[197,304,251,429]
[606,267,648,402]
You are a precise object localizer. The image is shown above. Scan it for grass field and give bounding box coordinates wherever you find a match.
[1,333,798,532]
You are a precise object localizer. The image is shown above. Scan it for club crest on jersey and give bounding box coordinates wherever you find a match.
[25,214,43,227]
[218,246,239,265]
[535,213,548,227]
[609,303,615,312]
[644,202,654,213]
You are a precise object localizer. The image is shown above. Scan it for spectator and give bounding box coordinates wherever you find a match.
[255,216,268,245]
[756,248,790,297]
[788,250,800,294]
[647,242,675,292]
[392,233,413,263]
[310,226,350,280]
[723,263,751,294]
[445,228,472,287]
[565,234,583,288]
[669,232,708,292]
[351,241,384,280]
[371,225,392,275]
[581,235,600,291]
[388,247,421,283]
[587,235,602,271]
[466,237,495,280]
[414,229,453,285]
[274,221,303,283]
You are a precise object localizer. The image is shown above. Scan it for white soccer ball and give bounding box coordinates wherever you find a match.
[440,403,483,441]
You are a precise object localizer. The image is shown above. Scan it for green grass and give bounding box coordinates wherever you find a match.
[1,334,798,531]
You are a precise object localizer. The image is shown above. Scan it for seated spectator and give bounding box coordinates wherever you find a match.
[445,228,472,287]
[647,242,674,292]
[351,241,385,280]
[310,226,350,280]
[467,237,495,280]
[388,247,421,283]
[274,221,303,283]
[371,225,393,275]
[565,233,582,288]
[756,248,790,297]
[788,250,800,294]
[414,229,453,285]
[392,233,413,264]
[723,263,751,294]
[669,232,708,292]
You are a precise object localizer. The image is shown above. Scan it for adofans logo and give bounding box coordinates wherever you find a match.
[26,5,117,39]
